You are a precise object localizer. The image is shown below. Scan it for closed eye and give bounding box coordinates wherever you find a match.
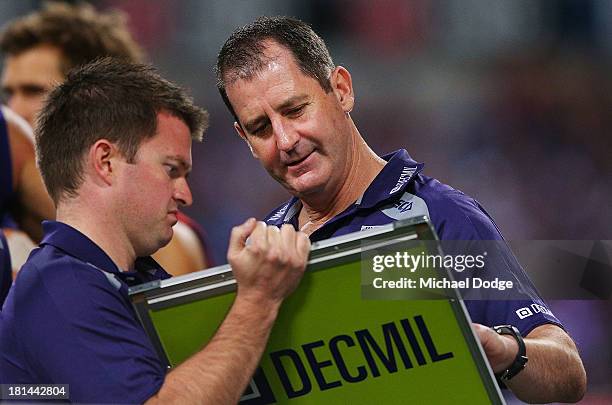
[251,121,271,136]
[21,84,48,97]
[286,104,307,118]
[164,164,180,178]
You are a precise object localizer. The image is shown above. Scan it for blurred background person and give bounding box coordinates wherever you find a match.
[0,105,54,281]
[0,2,213,276]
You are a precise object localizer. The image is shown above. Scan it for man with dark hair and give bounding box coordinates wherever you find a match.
[217,16,586,403]
[35,59,208,204]
[1,2,211,275]
[0,2,142,127]
[0,3,142,127]
[0,58,311,404]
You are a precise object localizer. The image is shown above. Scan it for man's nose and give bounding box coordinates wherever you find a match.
[175,178,193,207]
[273,119,299,152]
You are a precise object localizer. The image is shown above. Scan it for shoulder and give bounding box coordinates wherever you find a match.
[10,245,125,320]
[2,245,165,402]
[412,175,503,241]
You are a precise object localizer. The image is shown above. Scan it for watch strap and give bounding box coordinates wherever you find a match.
[493,324,528,381]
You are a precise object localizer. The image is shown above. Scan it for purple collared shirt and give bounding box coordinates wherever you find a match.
[0,221,170,404]
[265,149,562,336]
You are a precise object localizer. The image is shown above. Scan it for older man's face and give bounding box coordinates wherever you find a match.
[1,45,65,127]
[226,41,354,201]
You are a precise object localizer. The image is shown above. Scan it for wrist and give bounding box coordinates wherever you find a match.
[233,291,282,325]
[493,325,529,381]
[500,334,519,370]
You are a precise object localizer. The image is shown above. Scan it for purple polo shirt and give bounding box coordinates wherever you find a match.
[0,221,170,403]
[265,149,562,336]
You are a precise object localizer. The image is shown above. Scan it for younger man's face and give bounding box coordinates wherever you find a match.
[2,44,65,127]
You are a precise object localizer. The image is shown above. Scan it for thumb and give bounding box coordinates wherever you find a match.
[472,323,491,345]
[227,217,257,259]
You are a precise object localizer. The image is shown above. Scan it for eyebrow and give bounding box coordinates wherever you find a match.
[242,94,310,133]
[167,156,192,173]
[2,83,48,92]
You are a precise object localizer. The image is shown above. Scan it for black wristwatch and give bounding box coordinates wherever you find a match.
[492,325,528,381]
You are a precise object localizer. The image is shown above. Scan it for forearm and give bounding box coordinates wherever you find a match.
[145,295,281,405]
[144,220,310,404]
[505,326,586,403]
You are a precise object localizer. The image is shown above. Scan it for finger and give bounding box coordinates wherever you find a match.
[227,218,257,259]
[280,223,297,252]
[295,231,311,262]
[472,323,500,355]
[248,221,269,251]
[267,225,281,250]
[472,323,489,342]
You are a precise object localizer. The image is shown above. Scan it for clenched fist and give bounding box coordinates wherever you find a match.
[227,219,310,307]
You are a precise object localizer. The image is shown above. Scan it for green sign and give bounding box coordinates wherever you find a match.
[132,218,503,404]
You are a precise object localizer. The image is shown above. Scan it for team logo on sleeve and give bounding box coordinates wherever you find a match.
[515,307,533,319]
[515,304,552,319]
[530,303,552,316]
[381,192,430,221]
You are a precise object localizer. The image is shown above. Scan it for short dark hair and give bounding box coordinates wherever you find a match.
[215,16,335,123]
[36,57,208,203]
[0,2,143,75]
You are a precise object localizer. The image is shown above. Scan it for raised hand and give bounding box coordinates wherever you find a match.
[227,219,310,306]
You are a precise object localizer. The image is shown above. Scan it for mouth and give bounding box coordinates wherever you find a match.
[286,150,314,167]
[167,211,179,225]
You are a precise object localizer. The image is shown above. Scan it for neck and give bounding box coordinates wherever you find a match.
[298,130,385,235]
[56,196,136,271]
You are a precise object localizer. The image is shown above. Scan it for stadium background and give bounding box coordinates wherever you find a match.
[1,1,610,402]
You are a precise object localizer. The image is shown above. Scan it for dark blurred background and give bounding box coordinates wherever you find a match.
[2,1,610,402]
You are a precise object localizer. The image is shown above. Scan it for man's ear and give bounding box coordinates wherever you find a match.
[330,66,355,114]
[89,139,117,186]
[234,121,257,158]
